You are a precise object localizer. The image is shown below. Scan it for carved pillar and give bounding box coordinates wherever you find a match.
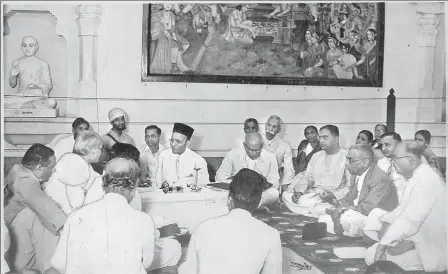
[71,4,102,122]
[415,2,444,122]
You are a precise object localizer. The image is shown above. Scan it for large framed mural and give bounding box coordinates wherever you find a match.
[142,3,385,87]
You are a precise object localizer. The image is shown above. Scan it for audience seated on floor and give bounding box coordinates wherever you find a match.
[364,141,446,272]
[4,144,64,274]
[47,117,91,162]
[178,168,282,274]
[296,125,321,175]
[50,158,157,274]
[283,125,351,217]
[215,132,280,209]
[318,144,398,237]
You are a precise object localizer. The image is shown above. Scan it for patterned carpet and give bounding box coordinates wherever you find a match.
[157,206,447,274]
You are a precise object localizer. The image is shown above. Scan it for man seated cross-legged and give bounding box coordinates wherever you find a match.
[318,144,398,237]
[283,125,351,217]
[215,132,280,209]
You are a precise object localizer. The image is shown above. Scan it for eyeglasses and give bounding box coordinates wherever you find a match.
[244,144,262,153]
[169,139,184,145]
[346,157,367,163]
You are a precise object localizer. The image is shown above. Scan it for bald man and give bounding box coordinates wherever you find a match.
[6,36,57,109]
[318,144,398,237]
[216,132,280,207]
[365,141,446,272]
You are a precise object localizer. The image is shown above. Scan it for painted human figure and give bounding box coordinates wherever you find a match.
[222,4,256,45]
[364,28,378,79]
[6,36,57,109]
[266,3,293,46]
[150,4,190,73]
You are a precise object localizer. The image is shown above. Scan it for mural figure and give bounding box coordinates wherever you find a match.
[145,2,383,85]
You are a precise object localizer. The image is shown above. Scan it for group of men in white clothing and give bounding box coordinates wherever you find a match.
[3,106,446,274]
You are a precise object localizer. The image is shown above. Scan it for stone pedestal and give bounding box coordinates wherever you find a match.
[4,109,59,118]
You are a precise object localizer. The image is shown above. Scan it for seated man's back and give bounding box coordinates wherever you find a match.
[52,193,155,274]
[185,210,280,274]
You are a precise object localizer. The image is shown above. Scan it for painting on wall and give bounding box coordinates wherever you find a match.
[142,3,385,87]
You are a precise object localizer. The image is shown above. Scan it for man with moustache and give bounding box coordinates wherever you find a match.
[282,125,351,217]
[102,107,135,150]
[262,115,295,190]
[155,123,209,189]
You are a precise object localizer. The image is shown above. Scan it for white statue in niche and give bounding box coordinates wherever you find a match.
[6,36,57,109]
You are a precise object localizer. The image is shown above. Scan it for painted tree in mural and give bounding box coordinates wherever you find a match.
[148,3,381,81]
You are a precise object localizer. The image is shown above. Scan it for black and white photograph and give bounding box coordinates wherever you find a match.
[2,1,447,274]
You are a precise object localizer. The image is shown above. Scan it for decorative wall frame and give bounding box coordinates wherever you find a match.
[142,3,385,87]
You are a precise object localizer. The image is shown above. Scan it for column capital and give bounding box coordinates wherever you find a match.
[417,13,440,47]
[415,2,445,15]
[76,4,102,36]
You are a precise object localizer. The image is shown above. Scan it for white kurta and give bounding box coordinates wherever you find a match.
[155,148,210,188]
[3,220,10,273]
[283,149,350,216]
[365,164,447,272]
[51,193,156,274]
[139,144,167,180]
[48,134,75,162]
[261,134,295,186]
[178,208,282,274]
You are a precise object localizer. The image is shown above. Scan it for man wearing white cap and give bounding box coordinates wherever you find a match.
[102,107,135,151]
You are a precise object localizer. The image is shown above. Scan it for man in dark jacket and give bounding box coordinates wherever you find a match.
[318,144,398,237]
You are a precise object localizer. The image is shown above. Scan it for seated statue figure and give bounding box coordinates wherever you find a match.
[5,36,57,109]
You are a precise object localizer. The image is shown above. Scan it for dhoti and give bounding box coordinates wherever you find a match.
[318,209,367,237]
[363,208,389,241]
[7,207,59,273]
[365,243,424,271]
[148,238,183,271]
[259,187,280,207]
[282,187,348,217]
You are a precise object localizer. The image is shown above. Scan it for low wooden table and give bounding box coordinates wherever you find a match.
[140,186,229,230]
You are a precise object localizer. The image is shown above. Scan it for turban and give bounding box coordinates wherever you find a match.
[229,168,267,202]
[108,107,127,122]
[173,123,194,139]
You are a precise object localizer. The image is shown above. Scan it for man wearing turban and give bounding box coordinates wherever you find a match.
[179,168,282,274]
[155,123,209,188]
[101,107,135,151]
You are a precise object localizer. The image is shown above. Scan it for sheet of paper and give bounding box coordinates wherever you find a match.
[333,247,367,259]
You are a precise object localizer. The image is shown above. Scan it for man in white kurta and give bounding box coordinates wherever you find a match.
[283,125,350,217]
[216,132,280,207]
[48,117,90,162]
[155,123,209,188]
[365,141,447,272]
[50,158,156,274]
[179,168,282,274]
[262,115,295,187]
[139,125,167,181]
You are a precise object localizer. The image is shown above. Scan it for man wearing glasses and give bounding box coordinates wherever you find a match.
[282,125,351,217]
[155,123,209,189]
[216,132,280,208]
[317,144,398,237]
[365,141,446,272]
